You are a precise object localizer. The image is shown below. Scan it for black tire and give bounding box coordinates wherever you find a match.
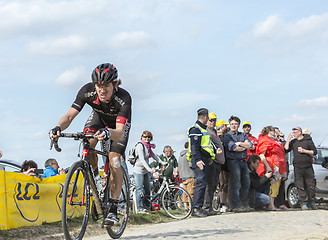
[61,161,90,240]
[105,167,130,239]
[161,186,192,220]
[287,184,300,208]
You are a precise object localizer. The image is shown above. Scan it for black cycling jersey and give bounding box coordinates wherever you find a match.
[72,82,131,128]
[71,82,132,154]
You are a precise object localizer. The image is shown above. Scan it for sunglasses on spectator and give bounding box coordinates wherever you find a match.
[209,119,216,122]
[143,136,152,139]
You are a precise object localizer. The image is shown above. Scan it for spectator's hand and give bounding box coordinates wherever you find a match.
[298,147,305,153]
[49,126,61,141]
[59,168,66,175]
[23,168,36,176]
[95,128,111,141]
[162,162,168,165]
[265,171,273,179]
[151,167,156,173]
[287,133,293,141]
[235,142,242,146]
[196,160,205,170]
[216,148,222,155]
[153,172,159,179]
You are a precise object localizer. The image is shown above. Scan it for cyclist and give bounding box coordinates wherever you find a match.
[49,63,132,226]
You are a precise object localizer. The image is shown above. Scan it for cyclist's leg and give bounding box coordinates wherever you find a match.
[104,125,130,224]
[108,152,123,200]
[107,123,130,200]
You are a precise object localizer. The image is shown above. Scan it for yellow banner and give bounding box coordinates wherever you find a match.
[0,170,87,230]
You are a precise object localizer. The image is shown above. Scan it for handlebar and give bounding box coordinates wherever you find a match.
[50,132,99,152]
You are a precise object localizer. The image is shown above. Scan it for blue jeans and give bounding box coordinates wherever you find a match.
[255,192,270,207]
[227,159,250,208]
[133,172,150,211]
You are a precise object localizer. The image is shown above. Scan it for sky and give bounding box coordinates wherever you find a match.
[1,0,328,172]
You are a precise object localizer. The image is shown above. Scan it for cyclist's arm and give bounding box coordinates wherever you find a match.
[108,122,125,141]
[105,89,131,141]
[56,107,80,131]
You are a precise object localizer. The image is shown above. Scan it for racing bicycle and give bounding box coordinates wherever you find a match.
[50,132,130,239]
[131,173,192,219]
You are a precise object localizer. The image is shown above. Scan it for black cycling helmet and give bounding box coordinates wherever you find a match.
[91,63,118,84]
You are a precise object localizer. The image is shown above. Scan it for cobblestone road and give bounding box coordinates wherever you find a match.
[85,209,328,240]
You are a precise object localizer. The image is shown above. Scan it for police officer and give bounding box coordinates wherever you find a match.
[188,108,216,217]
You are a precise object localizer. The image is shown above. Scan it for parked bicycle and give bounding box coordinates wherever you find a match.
[50,132,130,240]
[212,185,221,212]
[131,173,192,219]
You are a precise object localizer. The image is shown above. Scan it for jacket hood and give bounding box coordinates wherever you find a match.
[180,149,188,157]
[302,134,312,141]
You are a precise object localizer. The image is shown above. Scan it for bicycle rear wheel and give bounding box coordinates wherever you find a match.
[161,186,192,219]
[62,161,90,240]
[212,189,221,212]
[105,166,130,239]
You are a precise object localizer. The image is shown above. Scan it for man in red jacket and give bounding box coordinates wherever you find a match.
[242,121,257,160]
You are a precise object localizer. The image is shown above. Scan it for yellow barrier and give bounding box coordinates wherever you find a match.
[0,170,86,230]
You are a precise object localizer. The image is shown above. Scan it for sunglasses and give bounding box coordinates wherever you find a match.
[209,119,216,122]
[143,136,151,139]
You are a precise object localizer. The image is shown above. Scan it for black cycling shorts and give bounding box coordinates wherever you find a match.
[83,110,131,155]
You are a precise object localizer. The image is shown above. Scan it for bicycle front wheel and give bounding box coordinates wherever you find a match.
[62,161,90,240]
[105,166,130,239]
[161,186,192,220]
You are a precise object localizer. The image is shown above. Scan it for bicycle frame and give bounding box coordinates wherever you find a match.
[51,133,110,215]
[149,177,174,204]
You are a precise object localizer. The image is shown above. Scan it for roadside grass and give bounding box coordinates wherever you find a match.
[0,210,176,240]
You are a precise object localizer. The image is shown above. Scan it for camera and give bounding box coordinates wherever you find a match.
[34,169,44,175]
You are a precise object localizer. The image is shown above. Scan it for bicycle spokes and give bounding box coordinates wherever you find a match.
[62,162,90,240]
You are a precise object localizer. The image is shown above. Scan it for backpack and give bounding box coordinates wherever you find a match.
[128,142,144,166]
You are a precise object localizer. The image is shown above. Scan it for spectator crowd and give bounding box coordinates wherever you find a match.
[131,108,319,217]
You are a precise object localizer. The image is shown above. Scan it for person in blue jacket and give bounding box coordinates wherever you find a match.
[42,158,66,178]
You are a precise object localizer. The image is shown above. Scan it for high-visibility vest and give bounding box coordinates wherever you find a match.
[186,123,215,162]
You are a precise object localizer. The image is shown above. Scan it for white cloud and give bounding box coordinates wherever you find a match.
[252,15,283,40]
[0,0,117,38]
[282,114,318,123]
[55,66,89,89]
[109,31,152,49]
[138,92,217,111]
[239,12,328,55]
[298,96,328,108]
[26,35,91,56]
[250,13,328,41]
